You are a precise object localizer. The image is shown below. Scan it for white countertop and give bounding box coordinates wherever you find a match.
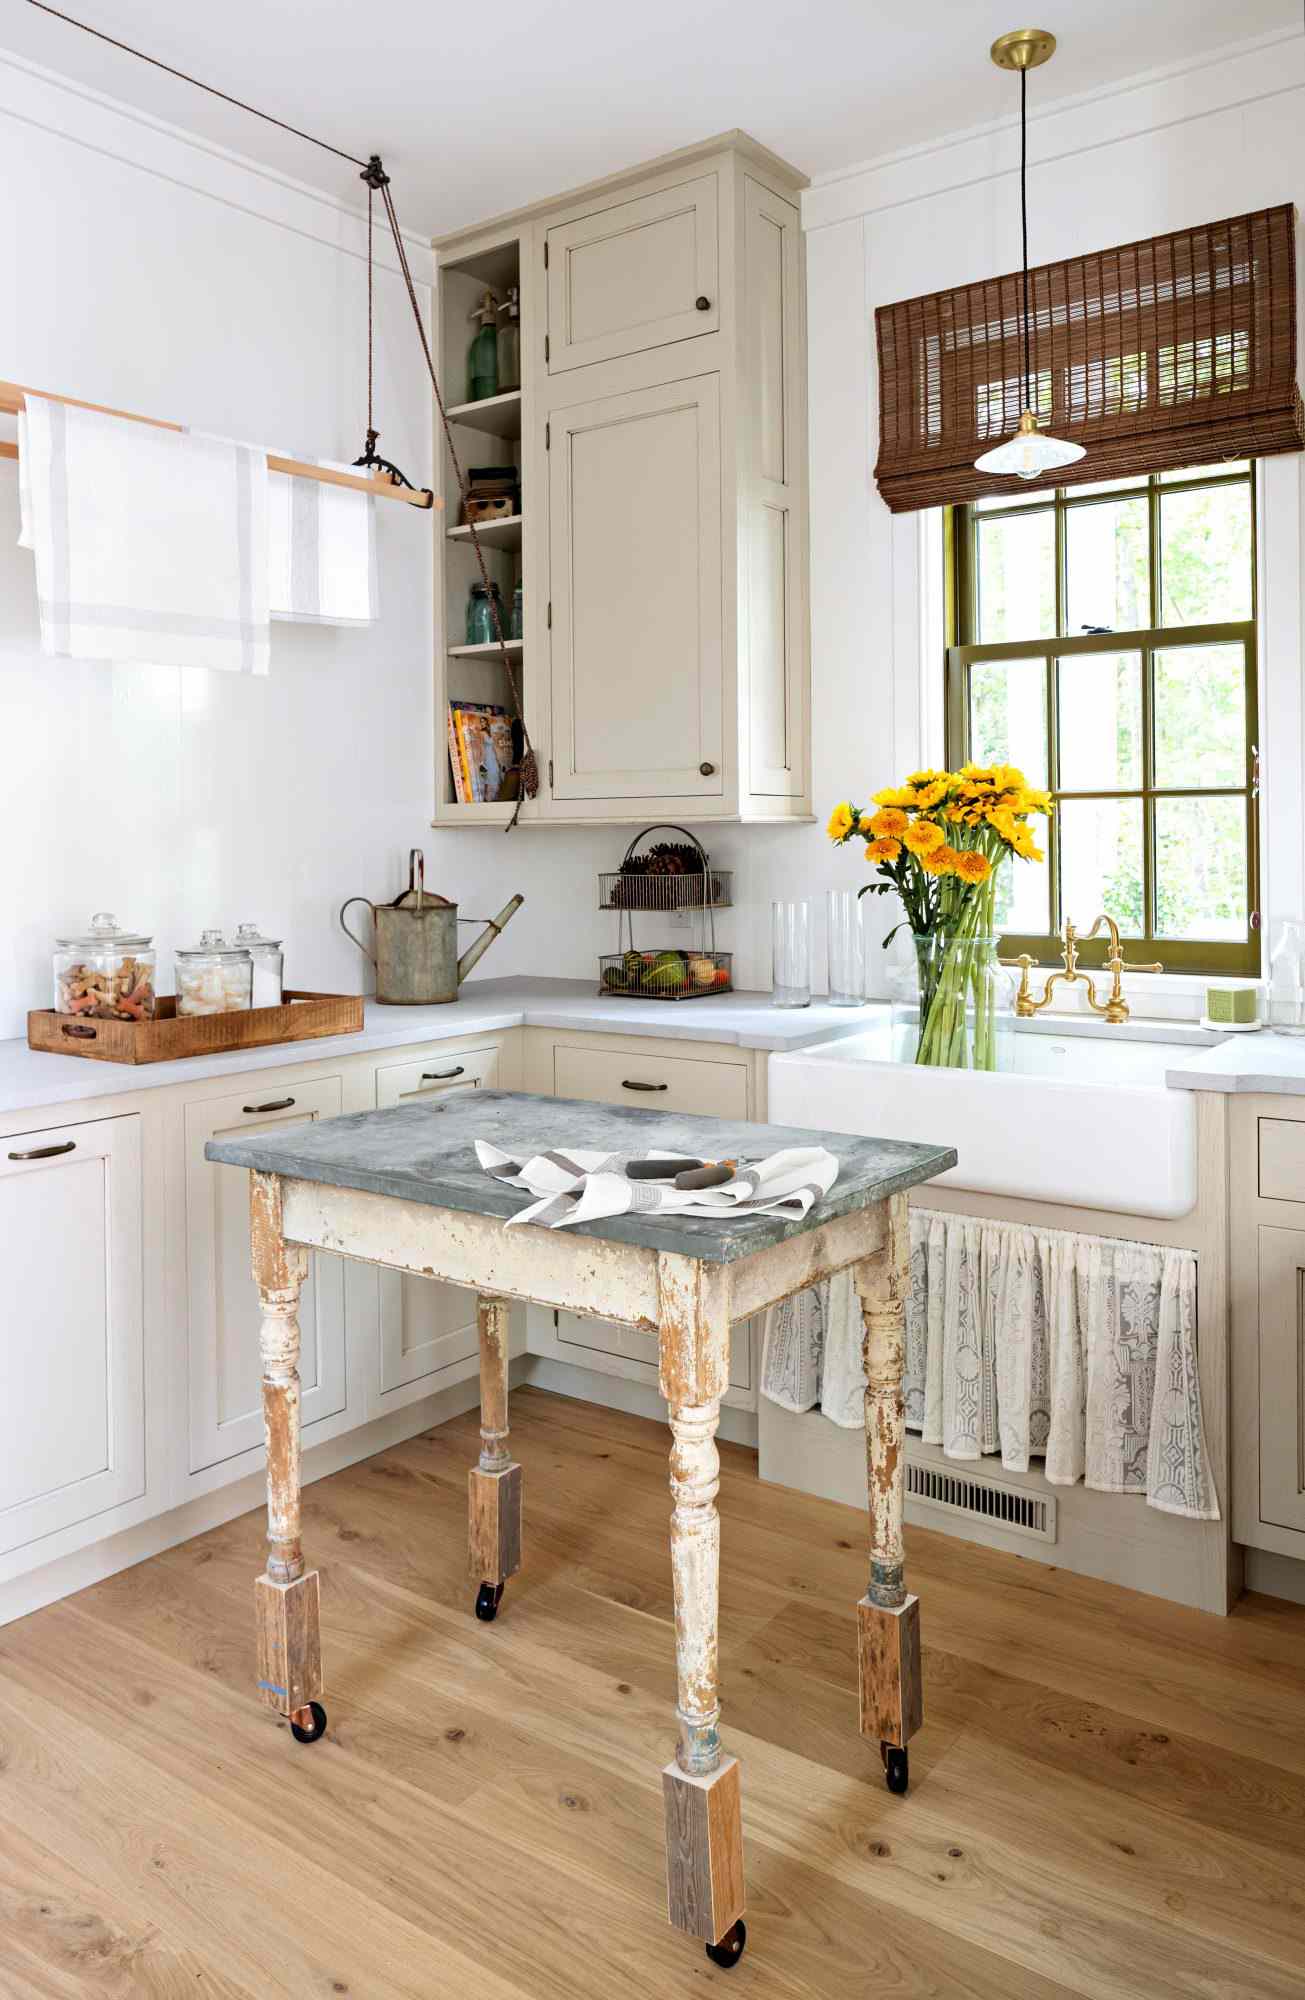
[1161,1030,1305,1095]
[0,977,874,1115]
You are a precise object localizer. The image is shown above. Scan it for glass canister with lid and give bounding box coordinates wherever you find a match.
[53,913,156,1020]
[233,923,284,1008]
[175,930,254,1015]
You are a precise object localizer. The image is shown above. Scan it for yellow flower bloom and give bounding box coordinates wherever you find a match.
[913,779,949,809]
[1012,824,1045,861]
[864,837,901,862]
[868,806,908,838]
[1021,788,1052,814]
[986,804,1019,842]
[919,844,959,876]
[902,819,945,855]
[954,850,993,884]
[959,763,996,786]
[827,802,856,841]
[989,764,1027,792]
[872,785,918,809]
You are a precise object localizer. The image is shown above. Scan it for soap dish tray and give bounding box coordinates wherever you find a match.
[1199,1015,1263,1034]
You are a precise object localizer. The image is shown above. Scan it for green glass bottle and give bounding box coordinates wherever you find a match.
[468,290,499,401]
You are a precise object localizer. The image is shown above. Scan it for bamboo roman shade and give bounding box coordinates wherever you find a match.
[874,203,1304,512]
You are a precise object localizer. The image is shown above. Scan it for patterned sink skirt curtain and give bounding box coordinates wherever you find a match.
[760,1207,1219,1520]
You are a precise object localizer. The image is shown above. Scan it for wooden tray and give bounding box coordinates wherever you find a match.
[28,991,364,1065]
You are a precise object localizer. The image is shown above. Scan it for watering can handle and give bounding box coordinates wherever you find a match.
[408,849,425,903]
[339,897,377,967]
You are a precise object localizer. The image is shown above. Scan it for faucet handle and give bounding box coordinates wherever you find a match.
[1120,959,1164,975]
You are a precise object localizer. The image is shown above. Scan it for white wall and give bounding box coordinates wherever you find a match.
[0,53,648,1039]
[801,26,1305,1005]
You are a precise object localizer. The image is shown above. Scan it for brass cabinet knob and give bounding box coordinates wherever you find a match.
[699,761,716,776]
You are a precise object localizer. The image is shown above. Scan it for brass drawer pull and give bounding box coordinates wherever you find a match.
[8,1140,76,1161]
[421,1066,465,1081]
[243,1096,296,1114]
[622,1079,668,1092]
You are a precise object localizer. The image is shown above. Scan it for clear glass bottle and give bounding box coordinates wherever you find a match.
[466,580,506,645]
[1268,919,1305,1033]
[53,912,156,1020]
[497,286,521,392]
[826,890,866,1006]
[772,899,812,1008]
[175,930,254,1016]
[233,923,284,1008]
[467,289,499,401]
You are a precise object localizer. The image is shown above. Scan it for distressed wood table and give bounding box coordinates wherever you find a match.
[207,1090,954,1967]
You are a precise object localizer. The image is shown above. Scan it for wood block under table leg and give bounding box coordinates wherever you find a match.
[662,1754,745,1946]
[467,1462,523,1587]
[255,1570,322,1718]
[858,1592,922,1747]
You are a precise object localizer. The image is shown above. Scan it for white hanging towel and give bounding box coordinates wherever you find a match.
[18,395,270,674]
[265,454,378,626]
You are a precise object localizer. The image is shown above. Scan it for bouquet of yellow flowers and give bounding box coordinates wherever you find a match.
[827,765,1052,1068]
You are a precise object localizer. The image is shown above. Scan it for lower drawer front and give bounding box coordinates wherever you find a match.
[553,1043,748,1120]
[376,1043,500,1108]
[1259,1117,1305,1203]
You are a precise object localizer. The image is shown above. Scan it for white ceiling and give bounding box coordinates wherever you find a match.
[6,1,1300,236]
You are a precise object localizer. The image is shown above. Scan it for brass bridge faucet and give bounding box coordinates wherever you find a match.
[1001,916,1162,1024]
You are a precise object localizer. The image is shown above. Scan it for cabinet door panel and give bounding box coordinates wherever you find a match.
[549,375,722,800]
[373,1048,501,1410]
[553,1310,752,1396]
[546,176,718,373]
[185,1080,346,1474]
[553,1042,747,1120]
[1259,1224,1305,1533]
[0,1114,143,1553]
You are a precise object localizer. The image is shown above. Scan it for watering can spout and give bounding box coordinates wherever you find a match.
[458,894,524,982]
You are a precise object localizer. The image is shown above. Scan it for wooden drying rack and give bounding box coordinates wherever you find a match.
[0,380,439,509]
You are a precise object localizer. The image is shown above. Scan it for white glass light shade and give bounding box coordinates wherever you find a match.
[975,408,1085,481]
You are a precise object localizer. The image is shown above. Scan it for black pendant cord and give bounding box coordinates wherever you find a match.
[1020,64,1032,418]
[26,1,367,168]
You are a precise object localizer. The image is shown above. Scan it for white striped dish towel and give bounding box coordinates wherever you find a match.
[18,394,270,674]
[476,1143,839,1230]
[266,455,378,626]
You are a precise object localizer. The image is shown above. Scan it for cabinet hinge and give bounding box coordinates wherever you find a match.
[544,333,550,363]
[547,600,552,629]
[545,420,550,450]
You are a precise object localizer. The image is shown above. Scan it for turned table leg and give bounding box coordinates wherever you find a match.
[249,1173,325,1744]
[468,1294,522,1623]
[855,1193,922,1795]
[658,1256,746,1965]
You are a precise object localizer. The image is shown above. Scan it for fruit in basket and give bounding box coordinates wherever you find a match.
[621,949,644,987]
[713,966,731,989]
[687,953,717,988]
[602,964,626,992]
[645,950,687,992]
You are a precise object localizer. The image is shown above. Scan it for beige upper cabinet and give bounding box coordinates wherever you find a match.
[432,134,812,825]
[549,374,722,801]
[545,175,719,373]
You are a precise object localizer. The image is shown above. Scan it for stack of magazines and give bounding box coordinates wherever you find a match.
[447,701,516,803]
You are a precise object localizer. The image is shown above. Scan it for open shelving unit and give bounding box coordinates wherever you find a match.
[433,229,528,818]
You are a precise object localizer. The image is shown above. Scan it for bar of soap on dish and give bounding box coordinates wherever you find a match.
[1205,986,1258,1025]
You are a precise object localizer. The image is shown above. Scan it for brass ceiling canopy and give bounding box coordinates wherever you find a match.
[990,28,1057,72]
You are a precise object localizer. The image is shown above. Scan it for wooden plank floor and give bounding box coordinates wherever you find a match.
[2,1386,1304,1998]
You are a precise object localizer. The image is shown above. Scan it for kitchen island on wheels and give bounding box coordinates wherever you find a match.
[206,1089,955,1968]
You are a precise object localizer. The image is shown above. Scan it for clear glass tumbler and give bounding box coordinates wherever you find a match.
[827,889,866,1006]
[772,899,812,1008]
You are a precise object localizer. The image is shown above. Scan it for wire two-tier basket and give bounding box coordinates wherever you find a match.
[597,825,733,1000]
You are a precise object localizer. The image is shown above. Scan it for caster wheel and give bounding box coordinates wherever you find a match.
[289,1701,327,1745]
[881,1742,909,1794]
[474,1581,504,1622]
[705,1919,746,1969]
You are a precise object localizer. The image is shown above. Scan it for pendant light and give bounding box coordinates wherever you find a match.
[974,29,1085,482]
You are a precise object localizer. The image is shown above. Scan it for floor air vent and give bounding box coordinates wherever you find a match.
[906,1461,1057,1543]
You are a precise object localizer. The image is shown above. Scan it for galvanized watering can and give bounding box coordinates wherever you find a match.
[340,850,523,1005]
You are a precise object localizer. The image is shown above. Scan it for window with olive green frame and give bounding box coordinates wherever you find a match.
[944,461,1259,975]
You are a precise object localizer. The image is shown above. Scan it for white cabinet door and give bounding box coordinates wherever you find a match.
[185,1079,346,1474]
[0,1114,144,1555]
[549,374,723,801]
[551,1309,753,1402]
[1258,1224,1305,1535]
[546,175,718,373]
[372,1046,500,1413]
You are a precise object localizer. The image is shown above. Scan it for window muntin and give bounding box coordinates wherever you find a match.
[946,463,1258,974]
